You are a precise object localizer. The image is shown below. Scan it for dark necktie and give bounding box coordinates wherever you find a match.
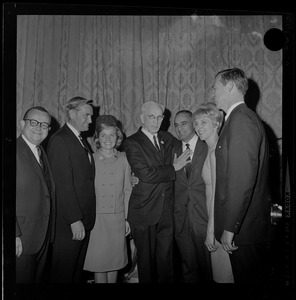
[79,135,90,151]
[36,144,52,192]
[79,135,92,162]
[184,143,192,179]
[36,145,44,169]
[153,135,160,152]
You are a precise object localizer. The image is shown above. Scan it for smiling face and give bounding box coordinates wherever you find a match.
[97,126,117,150]
[20,108,51,145]
[193,115,216,142]
[174,112,195,142]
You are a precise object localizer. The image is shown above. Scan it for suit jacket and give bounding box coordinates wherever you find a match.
[214,103,273,245]
[47,124,96,231]
[173,137,208,233]
[123,128,176,226]
[16,135,56,255]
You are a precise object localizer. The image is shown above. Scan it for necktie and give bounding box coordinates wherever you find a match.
[79,135,89,151]
[185,143,191,161]
[184,143,192,179]
[36,145,44,169]
[36,145,52,191]
[79,135,92,162]
[153,135,160,152]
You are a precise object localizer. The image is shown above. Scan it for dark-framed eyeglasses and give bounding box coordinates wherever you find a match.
[24,119,50,130]
[146,115,164,122]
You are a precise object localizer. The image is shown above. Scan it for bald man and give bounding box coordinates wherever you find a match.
[123,101,191,283]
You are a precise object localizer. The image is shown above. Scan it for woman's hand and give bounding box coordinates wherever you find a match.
[204,232,218,252]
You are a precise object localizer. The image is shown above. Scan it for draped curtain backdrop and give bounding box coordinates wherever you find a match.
[17,15,282,153]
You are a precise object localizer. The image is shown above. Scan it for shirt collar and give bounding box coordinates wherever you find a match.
[66,122,80,138]
[182,134,198,148]
[21,134,38,151]
[225,101,244,121]
[141,127,158,140]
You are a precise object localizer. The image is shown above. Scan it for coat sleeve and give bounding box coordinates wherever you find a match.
[123,138,175,184]
[47,135,83,225]
[223,112,261,233]
[123,154,132,219]
[16,219,21,237]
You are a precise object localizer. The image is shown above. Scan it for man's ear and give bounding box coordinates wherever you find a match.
[69,109,75,120]
[140,113,144,124]
[227,81,234,93]
[20,120,25,130]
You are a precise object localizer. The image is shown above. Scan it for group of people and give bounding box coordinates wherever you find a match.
[16,67,274,285]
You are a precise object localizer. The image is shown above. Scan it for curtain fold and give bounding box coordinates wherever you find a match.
[17,15,282,147]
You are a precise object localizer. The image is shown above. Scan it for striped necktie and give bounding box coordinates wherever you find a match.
[184,143,192,178]
[185,143,191,161]
[153,135,160,152]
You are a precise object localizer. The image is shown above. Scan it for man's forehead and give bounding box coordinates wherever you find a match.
[175,113,191,123]
[27,109,50,119]
[78,104,93,113]
[147,106,162,114]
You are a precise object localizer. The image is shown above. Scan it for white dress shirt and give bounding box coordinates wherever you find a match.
[182,134,198,160]
[21,134,42,165]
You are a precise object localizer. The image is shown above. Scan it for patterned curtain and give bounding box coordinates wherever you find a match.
[17,15,282,151]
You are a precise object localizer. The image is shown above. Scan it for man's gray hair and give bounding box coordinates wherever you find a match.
[65,96,93,119]
[141,101,165,115]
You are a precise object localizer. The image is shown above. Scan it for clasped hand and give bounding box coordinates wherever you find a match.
[221,230,238,254]
[71,220,85,241]
[173,149,192,171]
[204,233,218,252]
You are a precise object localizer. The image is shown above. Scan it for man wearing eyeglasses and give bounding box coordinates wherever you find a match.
[16,106,56,283]
[47,96,96,283]
[123,101,191,283]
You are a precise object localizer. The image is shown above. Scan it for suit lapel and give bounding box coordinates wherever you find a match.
[137,129,163,162]
[64,125,95,173]
[157,133,165,160]
[19,136,50,193]
[191,138,205,166]
[219,103,245,137]
[173,140,188,180]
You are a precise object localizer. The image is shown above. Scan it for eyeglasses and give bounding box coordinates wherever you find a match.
[24,119,50,129]
[146,115,164,122]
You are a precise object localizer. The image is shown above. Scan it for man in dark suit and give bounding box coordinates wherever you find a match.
[47,96,96,283]
[173,110,212,283]
[16,106,56,283]
[123,101,191,283]
[213,68,273,283]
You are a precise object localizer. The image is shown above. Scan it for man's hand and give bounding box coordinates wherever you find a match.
[16,237,23,257]
[130,172,139,187]
[173,150,192,171]
[70,220,85,241]
[125,221,131,237]
[221,230,238,254]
